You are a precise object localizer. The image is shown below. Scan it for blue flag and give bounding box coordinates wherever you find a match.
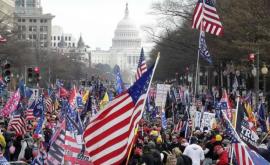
[34,114,45,135]
[199,31,212,64]
[33,96,44,117]
[114,65,124,95]
[258,103,267,132]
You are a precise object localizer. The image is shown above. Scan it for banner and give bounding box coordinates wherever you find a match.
[0,89,20,117]
[155,84,170,108]
[194,111,202,129]
[201,112,215,130]
[236,104,259,150]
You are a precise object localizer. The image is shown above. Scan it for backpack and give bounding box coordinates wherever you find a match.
[177,155,192,165]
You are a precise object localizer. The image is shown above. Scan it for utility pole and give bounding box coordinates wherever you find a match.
[255,50,260,109]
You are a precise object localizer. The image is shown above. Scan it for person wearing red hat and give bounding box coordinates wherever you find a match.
[214,145,228,165]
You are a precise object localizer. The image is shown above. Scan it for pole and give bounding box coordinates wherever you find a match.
[255,51,260,109]
[194,44,200,97]
[125,53,160,165]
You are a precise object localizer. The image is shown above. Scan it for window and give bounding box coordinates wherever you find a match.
[33,19,36,23]
[18,19,21,22]
[58,36,60,40]
[22,19,25,22]
[40,26,48,32]
[40,19,43,23]
[29,26,37,32]
[33,34,37,40]
[44,19,47,23]
[69,37,71,41]
[65,36,67,41]
[29,19,32,22]
[43,34,47,40]
[29,34,32,39]
[54,36,56,40]
[54,43,56,47]
[22,34,26,39]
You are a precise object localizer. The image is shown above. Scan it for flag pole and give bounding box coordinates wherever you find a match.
[125,53,160,165]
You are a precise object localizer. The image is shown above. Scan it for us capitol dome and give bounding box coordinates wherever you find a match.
[91,3,144,82]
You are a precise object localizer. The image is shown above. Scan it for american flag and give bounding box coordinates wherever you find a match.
[173,120,186,133]
[199,31,212,64]
[135,48,147,80]
[45,97,53,113]
[47,129,65,165]
[8,115,26,135]
[192,0,223,36]
[25,109,35,121]
[64,131,90,165]
[83,65,154,165]
[222,110,270,165]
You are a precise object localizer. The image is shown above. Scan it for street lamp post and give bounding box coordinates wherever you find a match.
[261,63,268,96]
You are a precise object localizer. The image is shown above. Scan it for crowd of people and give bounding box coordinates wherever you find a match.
[0,75,269,165]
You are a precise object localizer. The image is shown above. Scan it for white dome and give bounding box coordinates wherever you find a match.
[116,17,137,30]
[112,3,141,49]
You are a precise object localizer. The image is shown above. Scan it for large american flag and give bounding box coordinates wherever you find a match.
[192,0,223,36]
[83,65,154,165]
[135,48,147,80]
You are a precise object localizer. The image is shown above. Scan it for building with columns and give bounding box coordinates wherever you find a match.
[91,3,148,81]
[14,0,54,48]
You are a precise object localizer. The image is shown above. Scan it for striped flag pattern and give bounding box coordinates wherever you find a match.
[47,129,65,165]
[232,143,253,165]
[64,131,90,165]
[45,97,53,113]
[192,0,223,36]
[25,109,35,121]
[83,66,154,165]
[173,120,186,133]
[222,110,270,165]
[135,48,147,80]
[8,115,26,135]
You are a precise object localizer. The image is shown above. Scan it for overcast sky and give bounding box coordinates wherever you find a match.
[42,0,158,50]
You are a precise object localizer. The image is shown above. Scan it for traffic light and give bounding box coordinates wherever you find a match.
[2,61,11,83]
[34,67,40,82]
[27,67,33,82]
[248,53,255,63]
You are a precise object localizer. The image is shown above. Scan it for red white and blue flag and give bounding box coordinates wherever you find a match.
[192,0,223,36]
[135,48,147,80]
[222,110,270,165]
[83,65,154,165]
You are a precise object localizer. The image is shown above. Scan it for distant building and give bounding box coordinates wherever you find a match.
[51,25,90,67]
[0,0,15,29]
[91,3,149,82]
[51,25,77,48]
[14,0,54,48]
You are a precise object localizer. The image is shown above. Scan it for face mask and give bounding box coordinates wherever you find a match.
[9,145,15,154]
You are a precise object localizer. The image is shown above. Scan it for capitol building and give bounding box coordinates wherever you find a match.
[91,4,147,81]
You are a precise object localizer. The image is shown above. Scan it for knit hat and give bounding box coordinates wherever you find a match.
[0,134,6,149]
[156,136,162,143]
[215,134,222,142]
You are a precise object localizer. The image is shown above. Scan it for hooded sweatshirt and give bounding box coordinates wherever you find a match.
[183,144,205,165]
